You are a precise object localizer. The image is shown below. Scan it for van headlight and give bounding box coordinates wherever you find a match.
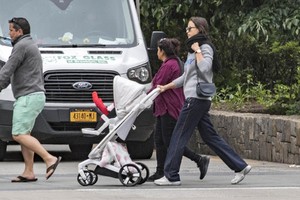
[127,63,152,83]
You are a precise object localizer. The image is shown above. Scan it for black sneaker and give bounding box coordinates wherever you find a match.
[197,155,210,180]
[147,172,164,182]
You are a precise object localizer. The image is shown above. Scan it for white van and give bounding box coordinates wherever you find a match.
[0,0,166,160]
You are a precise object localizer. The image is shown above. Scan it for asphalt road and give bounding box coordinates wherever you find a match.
[1,145,300,200]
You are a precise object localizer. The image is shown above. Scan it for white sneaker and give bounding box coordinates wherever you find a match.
[231,165,252,184]
[154,176,181,186]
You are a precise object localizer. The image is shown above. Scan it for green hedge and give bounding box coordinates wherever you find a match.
[140,0,300,115]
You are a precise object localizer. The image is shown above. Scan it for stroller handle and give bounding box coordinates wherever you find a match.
[143,88,160,103]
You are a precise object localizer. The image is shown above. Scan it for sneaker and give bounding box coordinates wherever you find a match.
[147,172,164,182]
[154,176,181,186]
[197,155,210,180]
[231,165,252,184]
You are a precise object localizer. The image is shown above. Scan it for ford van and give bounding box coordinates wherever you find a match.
[0,0,164,160]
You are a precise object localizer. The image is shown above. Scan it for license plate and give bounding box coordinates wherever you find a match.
[70,109,97,122]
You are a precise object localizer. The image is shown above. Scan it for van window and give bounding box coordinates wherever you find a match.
[0,0,136,47]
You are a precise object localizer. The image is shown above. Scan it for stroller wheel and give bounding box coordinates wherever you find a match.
[77,171,94,186]
[89,171,98,185]
[118,163,142,186]
[135,162,149,184]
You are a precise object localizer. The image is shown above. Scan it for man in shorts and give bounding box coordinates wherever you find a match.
[0,17,61,182]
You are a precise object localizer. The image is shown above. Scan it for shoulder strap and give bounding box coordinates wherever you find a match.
[175,56,184,75]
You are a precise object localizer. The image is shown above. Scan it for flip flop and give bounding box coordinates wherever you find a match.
[46,156,62,180]
[11,176,38,183]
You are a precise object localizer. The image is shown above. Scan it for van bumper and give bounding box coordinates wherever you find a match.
[0,100,155,144]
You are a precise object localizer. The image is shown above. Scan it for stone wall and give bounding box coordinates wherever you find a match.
[188,110,300,164]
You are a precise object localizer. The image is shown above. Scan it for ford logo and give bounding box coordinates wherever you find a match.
[72,81,93,90]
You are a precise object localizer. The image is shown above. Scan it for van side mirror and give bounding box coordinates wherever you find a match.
[147,31,167,75]
[148,31,167,51]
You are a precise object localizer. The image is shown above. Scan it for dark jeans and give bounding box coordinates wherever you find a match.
[164,98,248,181]
[154,113,199,174]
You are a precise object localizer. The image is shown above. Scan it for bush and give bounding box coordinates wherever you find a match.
[214,66,300,115]
[140,0,300,115]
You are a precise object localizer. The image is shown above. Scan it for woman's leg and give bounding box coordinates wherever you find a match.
[163,98,206,182]
[198,111,248,172]
[198,111,251,184]
[159,113,210,180]
[153,117,166,175]
[154,114,178,175]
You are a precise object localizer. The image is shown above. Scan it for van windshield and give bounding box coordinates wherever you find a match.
[0,0,136,47]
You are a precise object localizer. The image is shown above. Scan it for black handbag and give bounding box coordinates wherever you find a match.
[195,62,216,97]
[196,82,216,97]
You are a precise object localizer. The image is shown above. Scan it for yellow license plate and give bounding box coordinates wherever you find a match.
[70,109,97,122]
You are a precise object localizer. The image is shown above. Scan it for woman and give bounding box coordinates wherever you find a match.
[154,17,251,186]
[148,38,210,181]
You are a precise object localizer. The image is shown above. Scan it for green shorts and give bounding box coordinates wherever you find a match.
[12,92,45,135]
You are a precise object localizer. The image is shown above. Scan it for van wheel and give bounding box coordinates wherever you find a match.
[0,140,7,161]
[126,132,154,159]
[69,144,93,160]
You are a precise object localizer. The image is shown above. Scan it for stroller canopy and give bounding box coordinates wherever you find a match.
[113,76,147,118]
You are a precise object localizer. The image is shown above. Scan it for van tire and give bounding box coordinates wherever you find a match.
[0,140,7,161]
[69,144,93,160]
[126,132,154,159]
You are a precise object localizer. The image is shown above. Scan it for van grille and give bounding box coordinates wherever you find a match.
[44,70,119,102]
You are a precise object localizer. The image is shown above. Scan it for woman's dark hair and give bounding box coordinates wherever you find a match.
[188,16,222,73]
[157,38,180,57]
[8,17,31,35]
[190,17,209,37]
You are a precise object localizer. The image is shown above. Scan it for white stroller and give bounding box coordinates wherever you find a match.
[77,76,160,186]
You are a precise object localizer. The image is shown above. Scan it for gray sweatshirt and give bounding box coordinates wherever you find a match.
[0,35,45,99]
[173,44,214,101]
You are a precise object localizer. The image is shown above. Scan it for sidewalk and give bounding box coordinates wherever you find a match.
[1,147,300,200]
[148,151,300,187]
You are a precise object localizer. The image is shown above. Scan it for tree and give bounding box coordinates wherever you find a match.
[140,0,300,114]
[140,0,300,85]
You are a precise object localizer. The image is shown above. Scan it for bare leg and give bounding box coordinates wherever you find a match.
[19,145,35,179]
[13,134,58,178]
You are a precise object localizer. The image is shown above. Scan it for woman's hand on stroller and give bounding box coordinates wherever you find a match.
[157,85,165,93]
[157,82,176,93]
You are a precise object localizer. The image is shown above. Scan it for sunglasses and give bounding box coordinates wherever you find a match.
[9,18,21,28]
[185,26,197,32]
[159,38,167,42]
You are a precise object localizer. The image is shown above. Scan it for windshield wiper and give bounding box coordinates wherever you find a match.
[38,43,106,48]
[0,36,11,41]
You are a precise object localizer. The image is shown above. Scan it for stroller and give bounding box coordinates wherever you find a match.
[77,76,160,187]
